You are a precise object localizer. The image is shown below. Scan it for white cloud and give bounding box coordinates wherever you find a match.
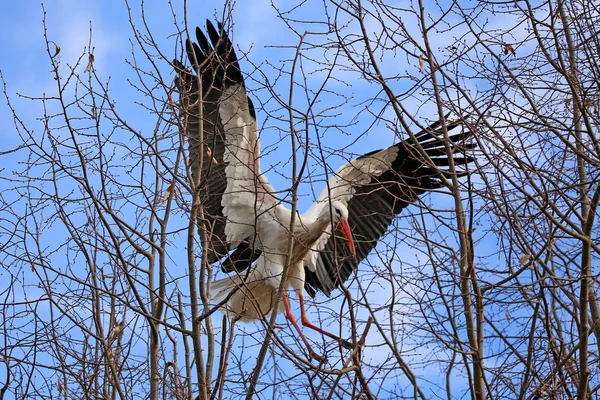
[50,1,123,74]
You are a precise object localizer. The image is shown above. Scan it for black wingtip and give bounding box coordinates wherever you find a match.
[206,19,216,33]
[172,58,184,71]
[185,38,193,60]
[173,59,187,88]
[185,38,204,70]
[195,27,211,58]
[195,26,204,45]
[206,20,220,48]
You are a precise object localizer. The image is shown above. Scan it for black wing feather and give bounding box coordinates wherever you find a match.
[174,21,255,267]
[304,118,473,296]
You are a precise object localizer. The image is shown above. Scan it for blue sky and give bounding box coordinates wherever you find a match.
[0,1,494,398]
[4,1,597,399]
[0,0,470,193]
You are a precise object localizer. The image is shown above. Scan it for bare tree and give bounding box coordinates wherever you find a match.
[1,0,599,399]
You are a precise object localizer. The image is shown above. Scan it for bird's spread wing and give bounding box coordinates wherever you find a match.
[304,117,475,297]
[175,21,275,264]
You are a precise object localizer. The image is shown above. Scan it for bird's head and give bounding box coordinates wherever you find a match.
[330,201,356,257]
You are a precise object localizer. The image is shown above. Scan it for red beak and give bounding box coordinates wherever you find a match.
[337,219,356,256]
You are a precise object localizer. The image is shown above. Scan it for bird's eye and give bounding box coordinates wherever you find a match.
[335,208,342,216]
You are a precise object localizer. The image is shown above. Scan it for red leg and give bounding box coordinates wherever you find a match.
[282,292,322,360]
[299,295,353,350]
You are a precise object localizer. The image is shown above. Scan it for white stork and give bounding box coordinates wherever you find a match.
[175,21,474,359]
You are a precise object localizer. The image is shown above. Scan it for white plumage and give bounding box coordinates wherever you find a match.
[175,21,473,359]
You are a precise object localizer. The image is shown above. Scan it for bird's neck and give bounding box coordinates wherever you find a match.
[287,213,334,268]
[298,212,333,247]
